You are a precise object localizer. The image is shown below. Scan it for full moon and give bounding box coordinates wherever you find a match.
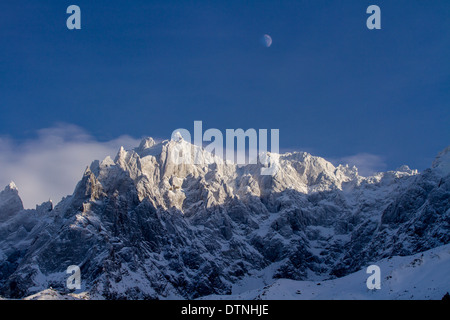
[263,34,272,47]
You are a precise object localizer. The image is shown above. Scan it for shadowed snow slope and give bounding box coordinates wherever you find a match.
[201,243,450,300]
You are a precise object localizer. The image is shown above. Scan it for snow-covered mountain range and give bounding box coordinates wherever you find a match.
[0,138,449,299]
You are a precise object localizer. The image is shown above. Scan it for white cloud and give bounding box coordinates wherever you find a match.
[0,124,140,209]
[334,153,387,177]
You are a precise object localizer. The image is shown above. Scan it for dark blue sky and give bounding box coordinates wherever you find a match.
[1,0,449,171]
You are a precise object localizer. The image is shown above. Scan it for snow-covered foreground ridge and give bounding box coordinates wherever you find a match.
[0,138,449,299]
[201,243,450,300]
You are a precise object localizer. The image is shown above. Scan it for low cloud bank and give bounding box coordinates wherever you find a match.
[0,124,139,208]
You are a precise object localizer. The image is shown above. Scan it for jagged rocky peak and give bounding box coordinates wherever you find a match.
[0,181,24,222]
[136,137,157,152]
[95,137,421,202]
[36,200,53,213]
[5,181,18,191]
[91,138,440,211]
[395,165,418,175]
[432,146,450,175]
